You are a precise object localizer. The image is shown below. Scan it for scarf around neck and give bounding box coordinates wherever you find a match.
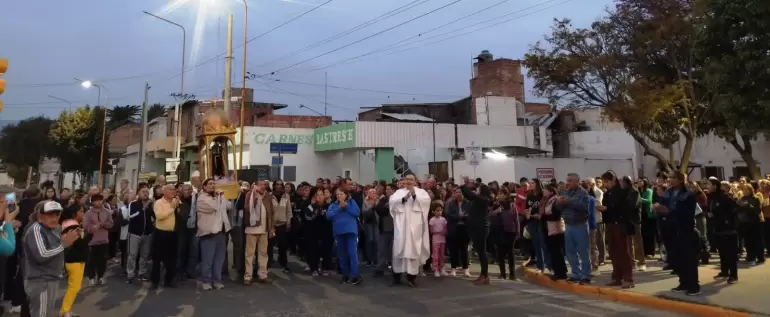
[248,191,264,227]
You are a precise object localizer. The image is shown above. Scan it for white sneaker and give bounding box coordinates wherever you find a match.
[591,269,600,277]
[9,306,21,313]
[98,277,107,285]
[441,270,449,276]
[419,271,426,277]
[463,269,471,277]
[450,269,457,277]
[638,265,647,272]
[213,282,224,290]
[434,271,441,277]
[89,278,97,286]
[201,283,213,290]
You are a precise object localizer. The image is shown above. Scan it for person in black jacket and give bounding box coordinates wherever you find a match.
[374,184,396,277]
[125,187,154,284]
[304,187,333,275]
[654,171,700,295]
[708,179,738,283]
[600,171,635,289]
[460,177,491,285]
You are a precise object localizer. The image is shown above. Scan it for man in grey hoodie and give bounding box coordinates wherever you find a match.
[22,201,79,317]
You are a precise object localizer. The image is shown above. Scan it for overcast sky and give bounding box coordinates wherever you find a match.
[0,0,610,121]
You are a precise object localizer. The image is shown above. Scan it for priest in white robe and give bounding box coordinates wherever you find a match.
[389,173,431,287]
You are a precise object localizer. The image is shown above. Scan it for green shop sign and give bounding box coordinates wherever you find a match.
[253,133,314,145]
[314,122,356,151]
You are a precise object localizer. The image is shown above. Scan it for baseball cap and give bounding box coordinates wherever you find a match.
[42,201,64,214]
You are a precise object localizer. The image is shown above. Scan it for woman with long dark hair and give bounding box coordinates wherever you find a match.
[490,188,520,280]
[525,179,549,272]
[460,178,492,285]
[541,183,567,280]
[43,187,57,202]
[638,179,657,258]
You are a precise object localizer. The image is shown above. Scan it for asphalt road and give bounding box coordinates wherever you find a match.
[66,265,686,317]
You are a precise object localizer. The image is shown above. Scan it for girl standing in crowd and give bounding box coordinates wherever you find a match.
[43,187,57,202]
[106,195,121,265]
[491,188,519,280]
[525,179,549,273]
[541,184,567,280]
[429,202,447,277]
[638,179,657,258]
[84,194,114,285]
[327,188,362,285]
[444,187,471,277]
[60,204,88,317]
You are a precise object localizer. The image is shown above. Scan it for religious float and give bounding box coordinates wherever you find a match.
[198,108,240,199]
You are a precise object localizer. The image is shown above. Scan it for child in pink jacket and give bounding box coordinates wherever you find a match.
[429,202,448,277]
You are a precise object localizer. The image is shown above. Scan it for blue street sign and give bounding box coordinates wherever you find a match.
[271,156,283,165]
[269,143,298,154]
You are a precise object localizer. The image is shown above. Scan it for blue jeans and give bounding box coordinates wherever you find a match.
[363,223,379,265]
[527,221,551,271]
[199,232,227,284]
[565,223,591,280]
[335,233,360,278]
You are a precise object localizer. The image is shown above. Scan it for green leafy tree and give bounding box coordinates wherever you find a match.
[524,0,705,173]
[696,0,770,180]
[108,105,141,129]
[147,103,167,121]
[50,107,110,186]
[0,116,55,186]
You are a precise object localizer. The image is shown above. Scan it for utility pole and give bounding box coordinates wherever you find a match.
[223,14,234,114]
[324,72,328,116]
[138,83,150,186]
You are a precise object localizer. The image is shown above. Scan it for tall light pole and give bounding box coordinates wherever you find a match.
[75,78,109,189]
[238,0,248,171]
[47,95,72,112]
[143,11,186,160]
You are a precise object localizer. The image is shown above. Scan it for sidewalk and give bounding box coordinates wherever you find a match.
[522,257,770,317]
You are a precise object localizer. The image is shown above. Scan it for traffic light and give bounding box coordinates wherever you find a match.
[0,57,7,113]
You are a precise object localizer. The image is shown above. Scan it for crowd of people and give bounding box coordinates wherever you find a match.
[0,170,767,317]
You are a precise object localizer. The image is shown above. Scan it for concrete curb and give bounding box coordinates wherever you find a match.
[522,268,750,317]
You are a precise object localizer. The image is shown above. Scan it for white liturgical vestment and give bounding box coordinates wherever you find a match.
[389,187,431,275]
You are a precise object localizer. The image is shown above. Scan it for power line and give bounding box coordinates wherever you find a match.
[300,0,566,74]
[9,1,332,88]
[254,0,433,69]
[167,0,334,80]
[269,78,465,98]
[255,0,467,77]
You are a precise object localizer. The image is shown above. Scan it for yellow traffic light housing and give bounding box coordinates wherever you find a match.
[0,57,7,113]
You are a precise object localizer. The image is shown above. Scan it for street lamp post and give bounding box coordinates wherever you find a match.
[143,11,186,160]
[75,78,109,189]
[47,95,72,112]
[238,0,248,171]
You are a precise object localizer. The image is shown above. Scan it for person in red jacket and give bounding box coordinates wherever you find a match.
[515,178,530,215]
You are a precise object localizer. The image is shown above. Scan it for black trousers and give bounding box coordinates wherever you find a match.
[87,244,109,279]
[151,229,178,285]
[469,226,489,277]
[673,230,700,291]
[641,218,657,256]
[660,219,676,266]
[289,219,303,257]
[545,233,567,278]
[269,225,289,268]
[108,231,120,258]
[119,239,128,270]
[493,230,518,276]
[305,228,334,271]
[716,234,738,278]
[447,227,470,269]
[743,222,765,262]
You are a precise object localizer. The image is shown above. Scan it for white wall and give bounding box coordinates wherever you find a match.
[148,118,168,141]
[0,173,13,186]
[642,133,770,180]
[474,96,519,126]
[449,156,636,184]
[120,152,165,190]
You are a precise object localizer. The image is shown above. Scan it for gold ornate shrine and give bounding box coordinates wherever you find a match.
[198,109,240,199]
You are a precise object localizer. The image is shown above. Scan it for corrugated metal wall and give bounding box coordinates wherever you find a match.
[354,122,529,148]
